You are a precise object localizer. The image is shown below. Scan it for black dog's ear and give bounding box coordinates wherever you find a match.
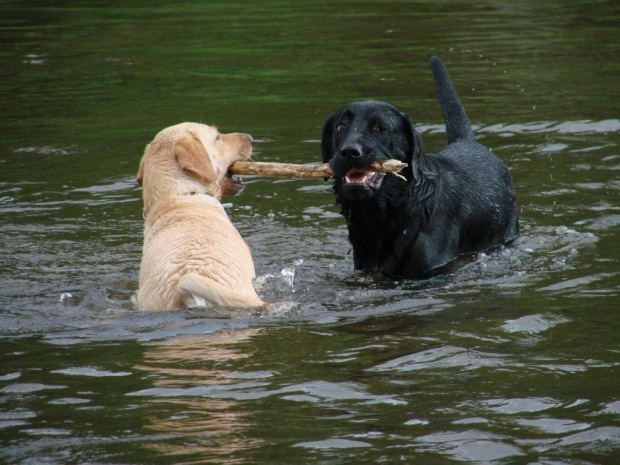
[321,114,337,180]
[401,112,423,181]
[401,112,423,158]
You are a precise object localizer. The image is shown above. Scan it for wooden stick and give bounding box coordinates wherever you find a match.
[229,159,408,180]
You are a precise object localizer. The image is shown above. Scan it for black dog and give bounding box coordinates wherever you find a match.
[321,56,519,278]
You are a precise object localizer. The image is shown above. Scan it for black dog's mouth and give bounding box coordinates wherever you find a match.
[344,170,385,189]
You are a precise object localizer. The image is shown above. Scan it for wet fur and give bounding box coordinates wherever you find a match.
[135,122,266,311]
[321,56,519,278]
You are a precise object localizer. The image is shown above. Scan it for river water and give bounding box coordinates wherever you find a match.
[1,1,619,463]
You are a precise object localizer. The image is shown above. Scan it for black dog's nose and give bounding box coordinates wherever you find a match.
[339,144,363,159]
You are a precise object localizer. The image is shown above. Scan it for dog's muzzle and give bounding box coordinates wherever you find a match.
[344,170,385,189]
[335,144,385,191]
[330,141,377,176]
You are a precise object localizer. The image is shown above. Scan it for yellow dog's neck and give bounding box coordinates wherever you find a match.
[142,190,224,221]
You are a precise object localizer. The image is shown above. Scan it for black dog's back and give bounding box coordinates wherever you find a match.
[427,56,519,253]
[413,57,519,270]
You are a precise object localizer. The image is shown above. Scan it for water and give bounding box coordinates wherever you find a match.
[1,1,619,463]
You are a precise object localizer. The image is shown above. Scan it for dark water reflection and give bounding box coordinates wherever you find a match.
[1,1,619,463]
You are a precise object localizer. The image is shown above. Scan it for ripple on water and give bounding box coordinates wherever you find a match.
[0,372,21,382]
[129,379,405,406]
[532,426,620,455]
[579,214,620,231]
[14,146,80,156]
[537,273,612,293]
[294,438,372,450]
[369,345,505,373]
[414,430,524,462]
[1,383,65,394]
[48,398,90,405]
[0,409,36,430]
[476,119,620,136]
[481,397,562,415]
[277,381,407,406]
[501,313,569,334]
[23,428,72,437]
[51,367,132,377]
[597,401,620,415]
[71,177,138,195]
[515,418,591,435]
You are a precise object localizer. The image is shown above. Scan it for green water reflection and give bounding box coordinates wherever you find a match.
[1,1,619,463]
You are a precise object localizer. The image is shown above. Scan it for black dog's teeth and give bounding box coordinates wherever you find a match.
[344,171,385,189]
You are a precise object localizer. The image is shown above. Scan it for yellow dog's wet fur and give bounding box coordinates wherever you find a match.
[135,122,267,312]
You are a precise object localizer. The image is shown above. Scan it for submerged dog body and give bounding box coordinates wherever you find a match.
[321,57,519,278]
[135,122,265,311]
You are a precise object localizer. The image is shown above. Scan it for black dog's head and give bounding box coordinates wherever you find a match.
[321,100,423,200]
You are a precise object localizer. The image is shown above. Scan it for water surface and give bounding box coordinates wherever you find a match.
[1,1,619,463]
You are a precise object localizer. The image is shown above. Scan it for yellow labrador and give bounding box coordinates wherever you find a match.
[135,122,266,312]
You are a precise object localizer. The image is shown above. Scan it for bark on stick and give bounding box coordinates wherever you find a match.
[229,159,408,179]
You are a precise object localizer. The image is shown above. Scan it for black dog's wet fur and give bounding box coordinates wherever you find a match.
[321,56,519,278]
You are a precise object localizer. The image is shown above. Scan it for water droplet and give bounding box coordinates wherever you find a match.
[281,267,295,287]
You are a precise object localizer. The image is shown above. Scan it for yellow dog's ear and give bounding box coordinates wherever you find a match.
[174,132,217,184]
[136,144,148,186]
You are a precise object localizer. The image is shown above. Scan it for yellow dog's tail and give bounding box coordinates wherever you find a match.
[178,273,265,310]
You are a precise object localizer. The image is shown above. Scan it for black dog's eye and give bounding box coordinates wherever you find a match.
[336,123,347,133]
[373,124,386,133]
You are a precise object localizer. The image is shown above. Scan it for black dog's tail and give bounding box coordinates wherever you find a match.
[430,56,475,144]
